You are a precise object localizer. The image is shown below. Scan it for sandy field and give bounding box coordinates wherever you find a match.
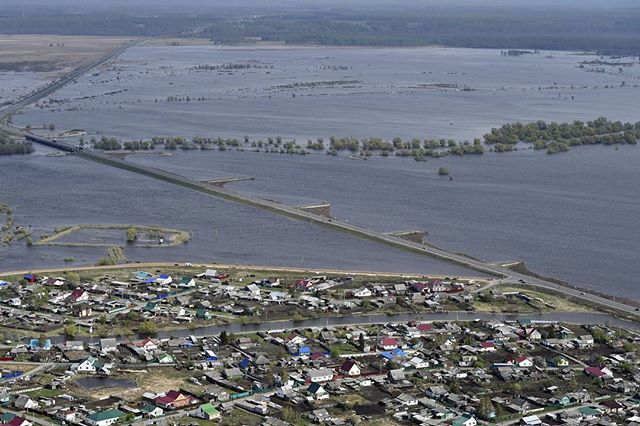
[0,35,136,73]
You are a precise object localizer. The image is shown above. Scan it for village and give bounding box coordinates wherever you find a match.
[0,266,638,425]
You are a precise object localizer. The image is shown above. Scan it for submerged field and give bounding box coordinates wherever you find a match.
[13,44,640,142]
[0,35,134,107]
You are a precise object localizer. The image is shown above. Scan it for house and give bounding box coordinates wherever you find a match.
[196,308,212,320]
[352,287,372,298]
[154,390,193,409]
[237,337,255,350]
[2,416,32,426]
[388,369,406,383]
[552,356,569,368]
[408,356,429,369]
[577,406,601,420]
[584,366,613,380]
[202,269,218,279]
[74,304,92,318]
[85,409,125,426]
[507,356,534,368]
[520,415,542,425]
[309,409,331,423]
[140,405,163,418]
[452,415,477,426]
[136,337,158,351]
[156,274,172,285]
[307,382,329,400]
[378,337,399,350]
[74,356,103,374]
[14,395,38,410]
[416,323,433,334]
[68,289,89,303]
[600,400,624,414]
[518,328,542,341]
[479,341,496,352]
[340,359,361,376]
[223,368,243,379]
[63,340,84,351]
[135,271,153,281]
[245,284,261,295]
[156,353,174,364]
[100,338,118,353]
[396,393,418,406]
[576,335,595,348]
[307,368,334,383]
[55,409,77,423]
[195,403,220,420]
[179,277,195,288]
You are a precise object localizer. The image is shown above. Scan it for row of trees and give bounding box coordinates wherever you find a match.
[326,136,483,159]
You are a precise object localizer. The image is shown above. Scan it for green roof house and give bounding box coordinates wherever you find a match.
[86,409,125,426]
[195,402,220,420]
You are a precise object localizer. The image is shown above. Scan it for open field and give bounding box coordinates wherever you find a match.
[141,38,214,47]
[0,35,136,73]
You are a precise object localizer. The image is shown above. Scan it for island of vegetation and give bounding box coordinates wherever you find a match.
[0,203,32,245]
[484,117,640,154]
[0,133,34,156]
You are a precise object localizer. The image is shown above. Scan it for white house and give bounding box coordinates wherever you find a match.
[378,337,399,350]
[307,382,329,400]
[203,269,218,279]
[340,360,361,376]
[408,356,429,369]
[352,287,372,298]
[85,409,125,426]
[452,415,477,426]
[396,393,419,406]
[14,395,38,410]
[306,368,334,383]
[75,356,99,373]
[508,357,534,368]
[179,277,195,288]
[156,274,173,285]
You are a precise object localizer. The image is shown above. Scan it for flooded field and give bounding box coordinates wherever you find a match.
[13,45,640,142]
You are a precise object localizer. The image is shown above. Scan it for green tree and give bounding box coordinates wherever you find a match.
[478,396,495,420]
[138,321,157,334]
[126,227,137,243]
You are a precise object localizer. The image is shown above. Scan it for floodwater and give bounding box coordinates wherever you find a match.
[124,145,640,300]
[13,45,640,141]
[3,45,640,299]
[0,146,480,277]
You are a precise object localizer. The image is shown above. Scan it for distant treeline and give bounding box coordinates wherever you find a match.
[484,117,640,154]
[0,6,639,55]
[198,10,640,56]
